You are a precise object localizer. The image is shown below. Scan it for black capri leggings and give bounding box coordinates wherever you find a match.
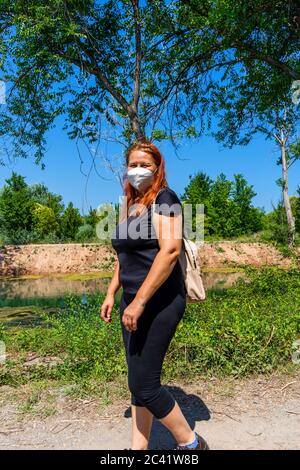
[119,285,186,420]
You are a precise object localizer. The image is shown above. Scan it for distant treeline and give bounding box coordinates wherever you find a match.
[181,172,300,245]
[0,171,299,246]
[0,172,114,245]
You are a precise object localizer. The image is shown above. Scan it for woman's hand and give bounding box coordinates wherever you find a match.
[100,293,115,324]
[122,297,146,332]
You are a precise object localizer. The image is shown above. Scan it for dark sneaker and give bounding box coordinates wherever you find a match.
[174,432,210,450]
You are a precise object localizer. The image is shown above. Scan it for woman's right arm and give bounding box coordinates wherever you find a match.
[100,258,121,323]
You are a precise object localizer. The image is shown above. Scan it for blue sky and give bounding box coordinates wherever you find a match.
[0,1,299,217]
[0,118,299,216]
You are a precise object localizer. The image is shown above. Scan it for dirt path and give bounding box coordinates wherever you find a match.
[0,371,299,450]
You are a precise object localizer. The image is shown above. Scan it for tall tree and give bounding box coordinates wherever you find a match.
[272,113,299,245]
[0,172,34,236]
[231,174,264,236]
[28,183,65,219]
[295,186,300,233]
[1,0,299,167]
[60,202,82,240]
[181,171,263,238]
[171,1,300,245]
[0,0,178,166]
[181,172,213,235]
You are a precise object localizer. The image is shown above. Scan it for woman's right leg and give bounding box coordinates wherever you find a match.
[121,290,198,448]
[120,292,154,450]
[120,290,197,449]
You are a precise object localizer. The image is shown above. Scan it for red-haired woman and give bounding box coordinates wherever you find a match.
[100,140,209,451]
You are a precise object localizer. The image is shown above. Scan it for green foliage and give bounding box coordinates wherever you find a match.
[0,322,5,341]
[0,172,35,237]
[75,224,95,242]
[60,202,83,241]
[2,292,126,383]
[167,266,300,378]
[181,171,264,238]
[83,207,101,228]
[261,194,300,245]
[0,172,103,244]
[176,1,300,145]
[231,174,264,235]
[287,138,300,168]
[29,183,65,220]
[32,203,59,236]
[0,227,42,245]
[0,172,67,243]
[1,267,300,387]
[1,0,299,158]
[208,173,237,237]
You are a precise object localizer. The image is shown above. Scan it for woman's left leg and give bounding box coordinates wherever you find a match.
[120,291,153,450]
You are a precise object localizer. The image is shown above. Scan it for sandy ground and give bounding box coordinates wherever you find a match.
[1,242,299,277]
[0,370,299,450]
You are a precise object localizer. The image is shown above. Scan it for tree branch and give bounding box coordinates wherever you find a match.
[57,49,131,114]
[130,0,141,115]
[230,40,300,80]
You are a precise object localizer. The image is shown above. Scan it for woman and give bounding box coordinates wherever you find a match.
[100,139,209,451]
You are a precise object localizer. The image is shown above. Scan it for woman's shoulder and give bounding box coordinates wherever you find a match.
[154,187,182,215]
[155,187,181,204]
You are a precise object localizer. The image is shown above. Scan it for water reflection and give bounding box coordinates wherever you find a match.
[0,276,111,301]
[0,271,246,326]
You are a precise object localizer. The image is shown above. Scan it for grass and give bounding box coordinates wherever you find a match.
[0,266,299,403]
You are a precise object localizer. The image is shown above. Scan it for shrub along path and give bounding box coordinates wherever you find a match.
[0,266,299,449]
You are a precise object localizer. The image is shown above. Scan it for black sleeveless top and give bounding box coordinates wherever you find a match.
[111,187,186,295]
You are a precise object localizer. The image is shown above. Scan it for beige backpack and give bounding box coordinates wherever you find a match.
[153,189,206,303]
[178,232,206,303]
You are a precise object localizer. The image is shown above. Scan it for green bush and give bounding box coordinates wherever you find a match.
[167,266,300,378]
[1,267,300,387]
[75,224,95,243]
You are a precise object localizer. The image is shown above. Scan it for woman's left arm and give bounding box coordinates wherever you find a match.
[121,210,183,332]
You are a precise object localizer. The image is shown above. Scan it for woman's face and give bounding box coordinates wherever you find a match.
[127,150,157,172]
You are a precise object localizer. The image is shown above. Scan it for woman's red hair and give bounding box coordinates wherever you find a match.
[120,139,168,219]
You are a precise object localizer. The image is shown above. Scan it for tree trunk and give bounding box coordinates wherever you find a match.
[129,106,145,141]
[281,137,295,246]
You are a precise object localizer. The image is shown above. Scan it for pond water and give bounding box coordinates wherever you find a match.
[0,271,246,327]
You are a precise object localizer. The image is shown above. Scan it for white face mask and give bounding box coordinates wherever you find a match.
[127,167,157,191]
